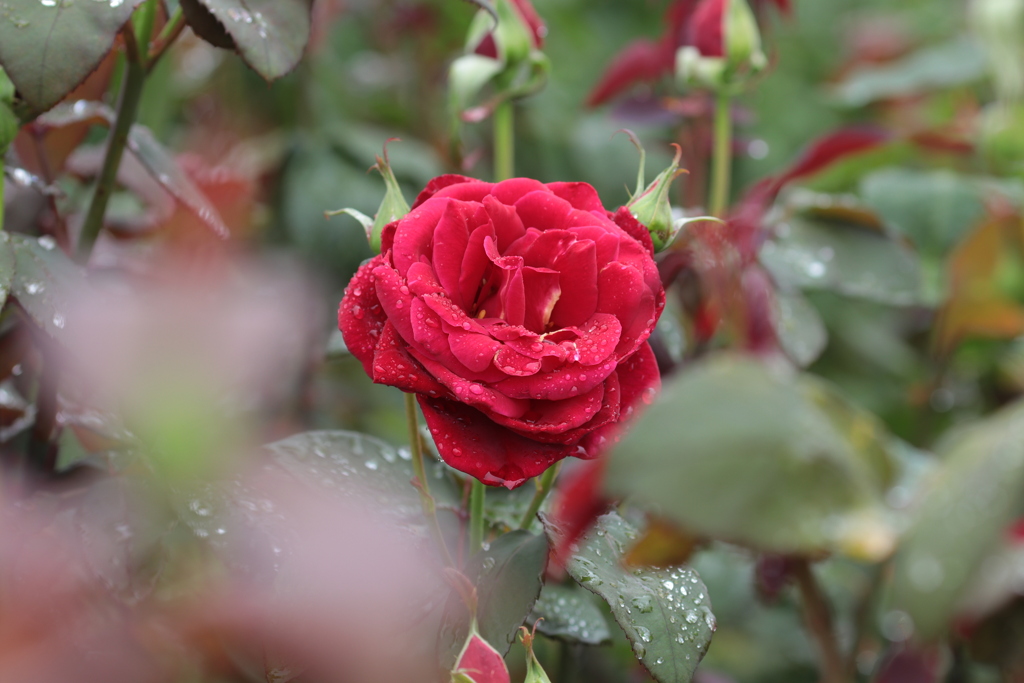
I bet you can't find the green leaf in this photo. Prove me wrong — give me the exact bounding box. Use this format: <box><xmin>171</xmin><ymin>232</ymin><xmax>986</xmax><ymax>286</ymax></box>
<box><xmin>886</xmin><ymin>399</ymin><xmax>1024</xmax><ymax>640</ymax></box>
<box><xmin>0</xmin><ymin>0</ymin><xmax>144</xmax><ymax>117</ymax></box>
<box><xmin>0</xmin><ymin>232</ymin><xmax>14</xmax><ymax>311</ymax></box>
<box><xmin>774</xmin><ymin>288</ymin><xmax>827</xmax><ymax>367</ymax></box>
<box><xmin>9</xmin><ymin>232</ymin><xmax>85</xmax><ymax>338</ymax></box>
<box><xmin>860</xmin><ymin>169</ymin><xmax>986</xmax><ymax>259</ymax></box>
<box><xmin>265</xmin><ymin>430</ymin><xmax>459</xmax><ymax>524</ymax></box>
<box><xmin>760</xmin><ymin>213</ymin><xmax>923</xmax><ymax>306</ymax></box>
<box><xmin>529</xmin><ymin>583</ymin><xmax>611</xmax><ymax>645</ymax></box>
<box><xmin>831</xmin><ymin>36</ymin><xmax>988</xmax><ymax>107</ymax></box>
<box><xmin>604</xmin><ymin>354</ymin><xmax>894</xmax><ymax>557</ymax></box>
<box><xmin>567</xmin><ymin>512</ymin><xmax>714</xmax><ymax>683</ymax></box>
<box><xmin>190</xmin><ymin>0</ymin><xmax>312</xmax><ymax>81</ymax></box>
<box><xmin>439</xmin><ymin>530</ymin><xmax>549</xmax><ymax>667</ymax></box>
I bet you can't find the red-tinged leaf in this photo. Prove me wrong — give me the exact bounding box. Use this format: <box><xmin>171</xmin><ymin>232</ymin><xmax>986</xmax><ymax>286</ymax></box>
<box><xmin>453</xmin><ymin>633</ymin><xmax>511</xmax><ymax>683</ymax></box>
<box><xmin>775</xmin><ymin>127</ymin><xmax>892</xmax><ymax>188</ymax></box>
<box><xmin>586</xmin><ymin>39</ymin><xmax>672</xmax><ymax>107</ymax></box>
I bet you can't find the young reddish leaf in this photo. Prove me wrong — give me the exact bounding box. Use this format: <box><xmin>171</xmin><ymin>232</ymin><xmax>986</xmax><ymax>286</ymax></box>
<box><xmin>586</xmin><ymin>39</ymin><xmax>672</xmax><ymax>107</ymax></box>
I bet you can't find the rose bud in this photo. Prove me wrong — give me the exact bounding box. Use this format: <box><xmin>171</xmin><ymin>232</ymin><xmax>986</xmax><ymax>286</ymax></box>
<box><xmin>339</xmin><ymin>176</ymin><xmax>665</xmax><ymax>488</ymax></box>
<box><xmin>676</xmin><ymin>0</ymin><xmax>767</xmax><ymax>92</ymax></box>
<box><xmin>449</xmin><ymin>0</ymin><xmax>550</xmax><ymax>125</ymax></box>
<box><xmin>326</xmin><ymin>140</ymin><xmax>410</xmax><ymax>253</ymax></box>
<box><xmin>452</xmin><ymin>632</ymin><xmax>511</xmax><ymax>683</ymax></box>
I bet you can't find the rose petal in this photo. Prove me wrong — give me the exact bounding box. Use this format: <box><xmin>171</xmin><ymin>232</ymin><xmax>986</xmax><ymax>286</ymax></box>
<box><xmin>412</xmin><ymin>174</ymin><xmax>479</xmax><ymax>208</ymax></box>
<box><xmin>546</xmin><ymin>182</ymin><xmax>607</xmax><ymax>213</ymax></box>
<box><xmin>488</xmin><ymin>381</ymin><xmax>609</xmax><ymax>439</ymax></box>
<box><xmin>495</xmin><ymin>359</ymin><xmax>611</xmax><ymax>401</ymax></box>
<box><xmin>411</xmin><ymin>350</ymin><xmax>527</xmax><ymax>418</ymax></box>
<box><xmin>338</xmin><ymin>256</ymin><xmax>387</xmax><ymax>376</ymax></box>
<box><xmin>482</xmin><ymin>195</ymin><xmax>527</xmax><ymax>251</ymax></box>
<box><xmin>371</xmin><ymin>322</ymin><xmax>447</xmax><ymax>397</ymax></box>
<box><xmin>460</xmin><ymin>223</ymin><xmax>499</xmax><ymax>310</ymax></box>
<box><xmin>611</xmin><ymin>206</ymin><xmax>656</xmax><ymax>256</ymax></box>
<box><xmin>576</xmin><ymin>342</ymin><xmax>660</xmax><ymax>456</ymax></box>
<box><xmin>491</xmin><ymin>178</ymin><xmax>548</xmax><ymax>205</ymax></box>
<box><xmin>521</xmin><ymin>266</ymin><xmax>561</xmax><ymax>332</ymax></box>
<box><xmin>449</xmin><ymin>329</ymin><xmax>503</xmax><ymax>373</ymax></box>
<box><xmin>453</xmin><ymin>633</ymin><xmax>511</xmax><ymax>683</ymax></box>
<box><xmin>514</xmin><ymin>190</ymin><xmax>575</xmax><ymax>232</ymax></box>
<box><xmin>418</xmin><ymin>397</ymin><xmax>575</xmax><ymax>489</ymax></box>
<box><xmin>391</xmin><ymin>198</ymin><xmax>450</xmax><ymax>276</ymax></box>
<box><xmin>493</xmin><ymin>345</ymin><xmax>543</xmax><ymax>377</ymax></box>
<box><xmin>596</xmin><ymin>262</ymin><xmax>657</xmax><ymax>357</ymax></box>
<box><xmin>550</xmin><ymin>239</ymin><xmax>598</xmax><ymax>328</ymax></box>
<box><xmin>431</xmin><ymin>202</ymin><xmax>473</xmax><ymax>307</ymax></box>
<box><xmin>573</xmin><ymin>313</ymin><xmax>622</xmax><ymax>365</ymax></box>
<box><xmin>373</xmin><ymin>263</ymin><xmax>417</xmax><ymax>341</ymax></box>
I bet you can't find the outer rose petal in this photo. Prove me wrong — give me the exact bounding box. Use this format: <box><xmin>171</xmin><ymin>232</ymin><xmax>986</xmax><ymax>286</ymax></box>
<box><xmin>338</xmin><ymin>256</ymin><xmax>387</xmax><ymax>376</ymax></box>
<box><xmin>411</xmin><ymin>174</ymin><xmax>478</xmax><ymax>208</ymax></box>
<box><xmin>611</xmin><ymin>206</ymin><xmax>656</xmax><ymax>257</ymax></box>
<box><xmin>454</xmin><ymin>633</ymin><xmax>511</xmax><ymax>683</ymax></box>
<box><xmin>418</xmin><ymin>397</ymin><xmax>578</xmax><ymax>489</ymax></box>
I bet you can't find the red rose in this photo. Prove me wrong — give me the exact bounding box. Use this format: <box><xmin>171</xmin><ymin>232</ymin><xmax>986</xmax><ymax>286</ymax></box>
<box><xmin>688</xmin><ymin>0</ymin><xmax>726</xmax><ymax>57</ymax></box>
<box><xmin>338</xmin><ymin>176</ymin><xmax>664</xmax><ymax>488</ymax></box>
<box><xmin>474</xmin><ymin>0</ymin><xmax>546</xmax><ymax>60</ymax></box>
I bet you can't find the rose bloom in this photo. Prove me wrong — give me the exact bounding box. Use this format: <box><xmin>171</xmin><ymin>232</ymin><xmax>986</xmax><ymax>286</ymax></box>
<box><xmin>339</xmin><ymin>176</ymin><xmax>664</xmax><ymax>488</ymax></box>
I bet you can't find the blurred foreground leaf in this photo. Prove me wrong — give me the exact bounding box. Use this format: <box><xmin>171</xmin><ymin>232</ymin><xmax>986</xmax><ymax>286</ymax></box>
<box><xmin>887</xmin><ymin>399</ymin><xmax>1024</xmax><ymax>640</ymax></box>
<box><xmin>605</xmin><ymin>354</ymin><xmax>894</xmax><ymax>557</ymax></box>
<box><xmin>8</xmin><ymin>232</ymin><xmax>85</xmax><ymax>338</ymax></box>
<box><xmin>0</xmin><ymin>0</ymin><xmax>144</xmax><ymax>117</ymax></box>
<box><xmin>567</xmin><ymin>512</ymin><xmax>714</xmax><ymax>683</ymax></box>
<box><xmin>439</xmin><ymin>530</ymin><xmax>549</xmax><ymax>666</ymax></box>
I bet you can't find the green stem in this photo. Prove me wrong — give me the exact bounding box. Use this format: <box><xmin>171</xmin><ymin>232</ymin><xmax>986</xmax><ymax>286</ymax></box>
<box><xmin>0</xmin><ymin>169</ymin><xmax>4</xmax><ymax>232</ymax></box>
<box><xmin>518</xmin><ymin>462</ymin><xmax>559</xmax><ymax>530</ymax></box>
<box><xmin>405</xmin><ymin>393</ymin><xmax>454</xmax><ymax>566</ymax></box>
<box><xmin>469</xmin><ymin>479</ymin><xmax>486</xmax><ymax>555</ymax></box>
<box><xmin>133</xmin><ymin>0</ymin><xmax>159</xmax><ymax>67</ymax></box>
<box><xmin>76</xmin><ymin>53</ymin><xmax>147</xmax><ymax>261</ymax></box>
<box><xmin>493</xmin><ymin>100</ymin><xmax>515</xmax><ymax>182</ymax></box>
<box><xmin>148</xmin><ymin>8</ymin><xmax>186</xmax><ymax>70</ymax></box>
<box><xmin>709</xmin><ymin>91</ymin><xmax>733</xmax><ymax>218</ymax></box>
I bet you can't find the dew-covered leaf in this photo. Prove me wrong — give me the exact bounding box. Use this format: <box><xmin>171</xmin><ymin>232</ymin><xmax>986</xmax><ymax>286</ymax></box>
<box><xmin>189</xmin><ymin>0</ymin><xmax>312</xmax><ymax>81</ymax></box>
<box><xmin>439</xmin><ymin>530</ymin><xmax>549</xmax><ymax>667</ymax></box>
<box><xmin>831</xmin><ymin>36</ymin><xmax>987</xmax><ymax>107</ymax></box>
<box><xmin>567</xmin><ymin>512</ymin><xmax>714</xmax><ymax>683</ymax></box>
<box><xmin>760</xmin><ymin>214</ymin><xmax>923</xmax><ymax>306</ymax></box>
<box><xmin>886</xmin><ymin>399</ymin><xmax>1024</xmax><ymax>640</ymax></box>
<box><xmin>604</xmin><ymin>354</ymin><xmax>894</xmax><ymax>557</ymax></box>
<box><xmin>529</xmin><ymin>583</ymin><xmax>611</xmax><ymax>645</ymax></box>
<box><xmin>126</xmin><ymin>124</ymin><xmax>229</xmax><ymax>240</ymax></box>
<box><xmin>774</xmin><ymin>288</ymin><xmax>827</xmax><ymax>367</ymax></box>
<box><xmin>8</xmin><ymin>232</ymin><xmax>85</xmax><ymax>338</ymax></box>
<box><xmin>0</xmin><ymin>0</ymin><xmax>144</xmax><ymax>117</ymax></box>
<box><xmin>265</xmin><ymin>430</ymin><xmax>458</xmax><ymax>524</ymax></box>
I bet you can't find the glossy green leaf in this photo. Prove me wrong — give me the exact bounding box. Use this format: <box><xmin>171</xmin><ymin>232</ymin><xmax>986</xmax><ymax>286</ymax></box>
<box><xmin>860</xmin><ymin>169</ymin><xmax>986</xmax><ymax>259</ymax></box>
<box><xmin>886</xmin><ymin>399</ymin><xmax>1024</xmax><ymax>640</ymax></box>
<box><xmin>9</xmin><ymin>232</ymin><xmax>85</xmax><ymax>338</ymax></box>
<box><xmin>832</xmin><ymin>36</ymin><xmax>988</xmax><ymax>107</ymax></box>
<box><xmin>567</xmin><ymin>512</ymin><xmax>714</xmax><ymax>683</ymax></box>
<box><xmin>604</xmin><ymin>354</ymin><xmax>894</xmax><ymax>557</ymax></box>
<box><xmin>190</xmin><ymin>0</ymin><xmax>312</xmax><ymax>80</ymax></box>
<box><xmin>265</xmin><ymin>430</ymin><xmax>459</xmax><ymax>524</ymax></box>
<box><xmin>760</xmin><ymin>214</ymin><xmax>923</xmax><ymax>306</ymax></box>
<box><xmin>439</xmin><ymin>530</ymin><xmax>549</xmax><ymax>667</ymax></box>
<box><xmin>0</xmin><ymin>0</ymin><xmax>144</xmax><ymax>117</ymax></box>
<box><xmin>529</xmin><ymin>583</ymin><xmax>611</xmax><ymax>645</ymax></box>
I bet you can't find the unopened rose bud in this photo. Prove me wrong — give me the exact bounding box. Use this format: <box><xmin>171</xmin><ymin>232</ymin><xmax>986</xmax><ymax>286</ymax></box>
<box><xmin>676</xmin><ymin>0</ymin><xmax>766</xmax><ymax>92</ymax></box>
<box><xmin>519</xmin><ymin>626</ymin><xmax>553</xmax><ymax>683</ymax></box>
<box><xmin>452</xmin><ymin>631</ymin><xmax>511</xmax><ymax>683</ymax></box>
<box><xmin>627</xmin><ymin>142</ymin><xmax>685</xmax><ymax>251</ymax></box>
<box><xmin>326</xmin><ymin>140</ymin><xmax>409</xmax><ymax>253</ymax></box>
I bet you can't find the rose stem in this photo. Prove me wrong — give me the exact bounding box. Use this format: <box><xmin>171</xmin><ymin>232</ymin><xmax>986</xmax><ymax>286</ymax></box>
<box><xmin>493</xmin><ymin>100</ymin><xmax>515</xmax><ymax>182</ymax></box>
<box><xmin>793</xmin><ymin>558</ymin><xmax>847</xmax><ymax>683</ymax></box>
<box><xmin>517</xmin><ymin>462</ymin><xmax>560</xmax><ymax>530</ymax></box>
<box><xmin>708</xmin><ymin>91</ymin><xmax>733</xmax><ymax>218</ymax></box>
<box><xmin>405</xmin><ymin>393</ymin><xmax>455</xmax><ymax>566</ymax></box>
<box><xmin>469</xmin><ymin>479</ymin><xmax>486</xmax><ymax>555</ymax></box>
<box><xmin>77</xmin><ymin>0</ymin><xmax>159</xmax><ymax>262</ymax></box>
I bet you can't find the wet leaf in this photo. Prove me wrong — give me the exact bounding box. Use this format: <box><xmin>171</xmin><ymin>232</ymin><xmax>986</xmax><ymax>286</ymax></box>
<box><xmin>529</xmin><ymin>583</ymin><xmax>611</xmax><ymax>645</ymax></box>
<box><xmin>886</xmin><ymin>399</ymin><xmax>1024</xmax><ymax>640</ymax></box>
<box><xmin>831</xmin><ymin>36</ymin><xmax>987</xmax><ymax>107</ymax></box>
<box><xmin>440</xmin><ymin>531</ymin><xmax>549</xmax><ymax>667</ymax></box>
<box><xmin>189</xmin><ymin>0</ymin><xmax>312</xmax><ymax>80</ymax></box>
<box><xmin>8</xmin><ymin>232</ymin><xmax>85</xmax><ymax>338</ymax></box>
<box><xmin>265</xmin><ymin>430</ymin><xmax>458</xmax><ymax>524</ymax></box>
<box><xmin>566</xmin><ymin>512</ymin><xmax>714</xmax><ymax>683</ymax></box>
<box><xmin>0</xmin><ymin>0</ymin><xmax>144</xmax><ymax>117</ymax></box>
<box><xmin>760</xmin><ymin>213</ymin><xmax>923</xmax><ymax>306</ymax></box>
<box><xmin>604</xmin><ymin>354</ymin><xmax>894</xmax><ymax>557</ymax></box>
<box><xmin>774</xmin><ymin>288</ymin><xmax>827</xmax><ymax>367</ymax></box>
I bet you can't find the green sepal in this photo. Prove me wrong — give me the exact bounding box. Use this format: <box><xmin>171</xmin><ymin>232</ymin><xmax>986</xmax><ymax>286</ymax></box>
<box><xmin>626</xmin><ymin>141</ymin><xmax>685</xmax><ymax>251</ymax></box>
<box><xmin>325</xmin><ymin>140</ymin><xmax>410</xmax><ymax>253</ymax></box>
